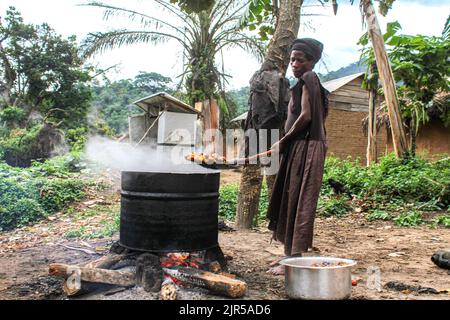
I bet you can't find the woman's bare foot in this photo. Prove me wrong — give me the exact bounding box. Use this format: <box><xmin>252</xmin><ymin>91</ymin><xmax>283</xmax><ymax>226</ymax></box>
<box><xmin>266</xmin><ymin>265</ymin><xmax>285</xmax><ymax>275</ymax></box>
<box><xmin>269</xmin><ymin>256</ymin><xmax>286</xmax><ymax>267</ymax></box>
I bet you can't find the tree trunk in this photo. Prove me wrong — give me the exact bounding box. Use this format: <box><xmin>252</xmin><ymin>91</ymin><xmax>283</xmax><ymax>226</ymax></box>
<box><xmin>236</xmin><ymin>165</ymin><xmax>264</xmax><ymax>229</ymax></box>
<box><xmin>235</xmin><ymin>0</ymin><xmax>303</xmax><ymax>230</ymax></box>
<box><xmin>366</xmin><ymin>65</ymin><xmax>378</xmax><ymax>166</ymax></box>
<box><xmin>362</xmin><ymin>0</ymin><xmax>408</xmax><ymax>158</ymax></box>
<box><xmin>264</xmin><ymin>0</ymin><xmax>304</xmax><ymax>72</ymax></box>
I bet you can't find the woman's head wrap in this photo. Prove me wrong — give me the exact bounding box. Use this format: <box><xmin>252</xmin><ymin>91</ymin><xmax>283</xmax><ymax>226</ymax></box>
<box><xmin>291</xmin><ymin>38</ymin><xmax>324</xmax><ymax>63</ymax></box>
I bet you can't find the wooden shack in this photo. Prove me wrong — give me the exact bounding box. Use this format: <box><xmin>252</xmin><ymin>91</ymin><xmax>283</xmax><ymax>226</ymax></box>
<box><xmin>323</xmin><ymin>73</ymin><xmax>387</xmax><ymax>162</ymax></box>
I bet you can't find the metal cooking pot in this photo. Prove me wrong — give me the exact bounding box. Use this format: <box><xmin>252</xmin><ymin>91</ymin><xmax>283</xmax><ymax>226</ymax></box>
<box><xmin>280</xmin><ymin>257</ymin><xmax>357</xmax><ymax>300</ymax></box>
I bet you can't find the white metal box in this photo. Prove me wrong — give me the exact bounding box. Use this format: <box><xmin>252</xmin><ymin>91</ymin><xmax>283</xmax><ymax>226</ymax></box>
<box><xmin>157</xmin><ymin>111</ymin><xmax>197</xmax><ymax>146</ymax></box>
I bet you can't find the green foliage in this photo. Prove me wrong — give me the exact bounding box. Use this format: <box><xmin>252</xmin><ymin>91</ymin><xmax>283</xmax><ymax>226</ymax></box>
<box><xmin>359</xmin><ymin>20</ymin><xmax>450</xmax><ymax>135</ymax></box>
<box><xmin>227</xmin><ymin>86</ymin><xmax>251</xmax><ymax>116</ymax></box>
<box><xmin>239</xmin><ymin>0</ymin><xmax>275</xmax><ymax>41</ymax></box>
<box><xmin>0</xmin><ymin>124</ymin><xmax>43</xmax><ymax>166</ymax></box>
<box><xmin>393</xmin><ymin>210</ymin><xmax>423</xmax><ymax>227</ymax></box>
<box><xmin>0</xmin><ymin>106</ymin><xmax>26</xmax><ymax>127</ymax></box>
<box><xmin>317</xmin><ymin>196</ymin><xmax>351</xmax><ymax>217</ymax></box>
<box><xmin>91</xmin><ymin>72</ymin><xmax>172</xmax><ymax>134</ymax></box>
<box><xmin>0</xmin><ymin>7</ymin><xmax>92</xmax><ymax>130</ymax></box>
<box><xmin>218</xmin><ymin>154</ymin><xmax>448</xmax><ymax>228</ymax></box>
<box><xmin>432</xmin><ymin>214</ymin><xmax>450</xmax><ymax>228</ymax></box>
<box><xmin>368</xmin><ymin>210</ymin><xmax>391</xmax><ymax>221</ymax></box>
<box><xmin>65</xmin><ymin>127</ymin><xmax>88</xmax><ymax>153</ymax></box>
<box><xmin>0</xmin><ymin>157</ymin><xmax>88</xmax><ymax>231</ymax></box>
<box><xmin>218</xmin><ymin>182</ymin><xmax>269</xmax><ymax>225</ymax></box>
<box><xmin>324</xmin><ymin>154</ymin><xmax>450</xmax><ymax>205</ymax></box>
<box><xmin>65</xmin><ymin>205</ymin><xmax>120</xmax><ymax>239</ymax></box>
<box><xmin>218</xmin><ymin>183</ymin><xmax>240</xmax><ymax>220</ymax></box>
<box><xmin>39</xmin><ymin>179</ymin><xmax>85</xmax><ymax>212</ymax></box>
<box><xmin>170</xmin><ymin>0</ymin><xmax>215</xmax><ymax>13</ymax></box>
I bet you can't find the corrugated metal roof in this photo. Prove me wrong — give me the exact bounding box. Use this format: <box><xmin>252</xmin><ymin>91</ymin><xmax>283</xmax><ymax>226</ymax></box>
<box><xmin>133</xmin><ymin>92</ymin><xmax>199</xmax><ymax>114</ymax></box>
<box><xmin>231</xmin><ymin>112</ymin><xmax>248</xmax><ymax>122</ymax></box>
<box><xmin>322</xmin><ymin>72</ymin><xmax>365</xmax><ymax>93</ymax></box>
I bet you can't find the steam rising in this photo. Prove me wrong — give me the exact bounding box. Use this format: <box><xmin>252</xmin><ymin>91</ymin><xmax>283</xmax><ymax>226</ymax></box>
<box><xmin>85</xmin><ymin>136</ymin><xmax>218</xmax><ymax>173</ymax></box>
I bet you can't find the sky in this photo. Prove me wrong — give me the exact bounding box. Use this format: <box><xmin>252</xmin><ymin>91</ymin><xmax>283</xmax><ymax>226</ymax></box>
<box><xmin>1</xmin><ymin>0</ymin><xmax>449</xmax><ymax>89</ymax></box>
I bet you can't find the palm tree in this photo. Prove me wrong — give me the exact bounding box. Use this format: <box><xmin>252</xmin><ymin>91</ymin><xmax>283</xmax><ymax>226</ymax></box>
<box><xmin>80</xmin><ymin>0</ymin><xmax>266</xmax><ymax>104</ymax></box>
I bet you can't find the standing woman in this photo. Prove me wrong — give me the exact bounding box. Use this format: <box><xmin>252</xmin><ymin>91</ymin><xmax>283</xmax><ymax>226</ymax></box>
<box><xmin>267</xmin><ymin>38</ymin><xmax>328</xmax><ymax>275</ymax></box>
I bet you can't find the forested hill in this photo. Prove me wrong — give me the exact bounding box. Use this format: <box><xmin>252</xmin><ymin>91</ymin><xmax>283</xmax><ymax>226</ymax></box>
<box><xmin>91</xmin><ymin>61</ymin><xmax>367</xmax><ymax>134</ymax></box>
<box><xmin>91</xmin><ymin>72</ymin><xmax>174</xmax><ymax>134</ymax></box>
<box><xmin>318</xmin><ymin>61</ymin><xmax>366</xmax><ymax>82</ymax></box>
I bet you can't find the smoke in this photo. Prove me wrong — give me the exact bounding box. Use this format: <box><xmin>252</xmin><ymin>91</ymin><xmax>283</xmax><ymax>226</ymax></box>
<box><xmin>84</xmin><ymin>136</ymin><xmax>218</xmax><ymax>173</ymax></box>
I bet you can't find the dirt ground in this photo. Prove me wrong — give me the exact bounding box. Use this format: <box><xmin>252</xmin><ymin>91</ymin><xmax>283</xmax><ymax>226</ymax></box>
<box><xmin>0</xmin><ymin>170</ymin><xmax>449</xmax><ymax>300</ymax></box>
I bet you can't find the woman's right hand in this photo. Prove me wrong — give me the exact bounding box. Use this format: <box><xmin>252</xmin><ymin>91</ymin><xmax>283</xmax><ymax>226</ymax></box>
<box><xmin>271</xmin><ymin>140</ymin><xmax>284</xmax><ymax>154</ymax></box>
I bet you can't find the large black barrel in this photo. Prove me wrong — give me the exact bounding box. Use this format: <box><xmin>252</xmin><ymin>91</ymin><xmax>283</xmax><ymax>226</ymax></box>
<box><xmin>119</xmin><ymin>171</ymin><xmax>220</xmax><ymax>252</ymax></box>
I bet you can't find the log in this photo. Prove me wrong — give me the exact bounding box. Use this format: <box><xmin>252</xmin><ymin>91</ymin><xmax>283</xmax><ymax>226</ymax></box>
<box><xmin>83</xmin><ymin>254</ymin><xmax>134</xmax><ymax>269</ymax></box>
<box><xmin>218</xmin><ymin>272</ymin><xmax>237</xmax><ymax>279</ymax></box>
<box><xmin>49</xmin><ymin>263</ymin><xmax>135</xmax><ymax>287</ymax></box>
<box><xmin>163</xmin><ymin>267</ymin><xmax>247</xmax><ymax>298</ymax></box>
<box><xmin>160</xmin><ymin>278</ymin><xmax>177</xmax><ymax>300</ymax></box>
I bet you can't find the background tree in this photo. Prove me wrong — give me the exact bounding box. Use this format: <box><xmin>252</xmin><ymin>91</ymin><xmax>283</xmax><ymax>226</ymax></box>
<box><xmin>360</xmin><ymin>19</ymin><xmax>450</xmax><ymax>156</ymax></box>
<box><xmin>0</xmin><ymin>7</ymin><xmax>93</xmax><ymax>167</ymax></box>
<box><xmin>235</xmin><ymin>0</ymin><xmax>304</xmax><ymax>229</ymax></box>
<box><xmin>81</xmin><ymin>0</ymin><xmax>265</xmax><ymax>106</ymax></box>
<box><xmin>0</xmin><ymin>7</ymin><xmax>92</xmax><ymax>130</ymax></box>
<box><xmin>91</xmin><ymin>71</ymin><xmax>174</xmax><ymax>134</ymax></box>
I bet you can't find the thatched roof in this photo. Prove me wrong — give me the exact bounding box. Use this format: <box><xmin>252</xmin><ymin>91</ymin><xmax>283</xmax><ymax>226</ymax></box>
<box><xmin>361</xmin><ymin>92</ymin><xmax>450</xmax><ymax>133</ymax></box>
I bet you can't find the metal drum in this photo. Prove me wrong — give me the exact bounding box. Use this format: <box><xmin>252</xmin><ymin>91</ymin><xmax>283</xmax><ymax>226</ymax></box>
<box><xmin>120</xmin><ymin>171</ymin><xmax>220</xmax><ymax>252</ymax></box>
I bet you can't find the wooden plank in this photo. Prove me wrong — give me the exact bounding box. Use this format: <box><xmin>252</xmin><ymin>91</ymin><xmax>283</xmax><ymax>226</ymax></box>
<box><xmin>337</xmin><ymin>87</ymin><xmax>369</xmax><ymax>97</ymax></box>
<box><xmin>331</xmin><ymin>102</ymin><xmax>368</xmax><ymax>113</ymax></box>
<box><xmin>332</xmin><ymin>89</ymin><xmax>369</xmax><ymax>100</ymax></box>
<box><xmin>331</xmin><ymin>95</ymin><xmax>369</xmax><ymax>106</ymax></box>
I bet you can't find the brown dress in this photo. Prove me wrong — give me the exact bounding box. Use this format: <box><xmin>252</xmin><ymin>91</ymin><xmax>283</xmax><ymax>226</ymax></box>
<box><xmin>267</xmin><ymin>71</ymin><xmax>327</xmax><ymax>256</ymax></box>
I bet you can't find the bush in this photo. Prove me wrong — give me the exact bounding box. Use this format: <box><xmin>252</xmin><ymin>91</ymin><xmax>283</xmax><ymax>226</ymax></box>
<box><xmin>431</xmin><ymin>214</ymin><xmax>450</xmax><ymax>228</ymax></box>
<box><xmin>317</xmin><ymin>196</ymin><xmax>351</xmax><ymax>217</ymax></box>
<box><xmin>218</xmin><ymin>182</ymin><xmax>270</xmax><ymax>225</ymax></box>
<box><xmin>218</xmin><ymin>184</ymin><xmax>239</xmax><ymax>220</ymax></box>
<box><xmin>393</xmin><ymin>210</ymin><xmax>423</xmax><ymax>227</ymax></box>
<box><xmin>323</xmin><ymin>154</ymin><xmax>450</xmax><ymax>205</ymax></box>
<box><xmin>39</xmin><ymin>178</ymin><xmax>85</xmax><ymax>212</ymax></box>
<box><xmin>368</xmin><ymin>210</ymin><xmax>391</xmax><ymax>221</ymax></box>
<box><xmin>65</xmin><ymin>127</ymin><xmax>88</xmax><ymax>153</ymax></box>
<box><xmin>0</xmin><ymin>158</ymin><xmax>88</xmax><ymax>231</ymax></box>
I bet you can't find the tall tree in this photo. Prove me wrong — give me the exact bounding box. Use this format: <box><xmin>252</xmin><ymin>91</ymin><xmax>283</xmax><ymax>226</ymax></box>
<box><xmin>235</xmin><ymin>0</ymin><xmax>304</xmax><ymax>229</ymax></box>
<box><xmin>0</xmin><ymin>7</ymin><xmax>92</xmax><ymax>129</ymax></box>
<box><xmin>81</xmin><ymin>0</ymin><xmax>265</xmax><ymax>105</ymax></box>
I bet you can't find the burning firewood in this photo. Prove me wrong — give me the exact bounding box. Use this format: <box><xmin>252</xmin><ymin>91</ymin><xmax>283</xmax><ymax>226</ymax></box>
<box><xmin>163</xmin><ymin>266</ymin><xmax>247</xmax><ymax>298</ymax></box>
<box><xmin>160</xmin><ymin>278</ymin><xmax>177</xmax><ymax>300</ymax></box>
